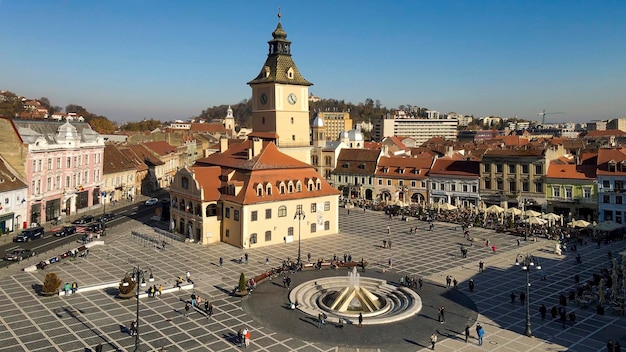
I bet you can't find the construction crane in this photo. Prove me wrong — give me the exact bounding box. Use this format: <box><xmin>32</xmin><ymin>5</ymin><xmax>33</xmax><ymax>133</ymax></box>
<box><xmin>536</xmin><ymin>109</ymin><xmax>564</xmax><ymax>125</ymax></box>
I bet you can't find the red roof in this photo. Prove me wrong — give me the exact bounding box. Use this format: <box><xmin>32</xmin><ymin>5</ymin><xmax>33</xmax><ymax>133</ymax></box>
<box><xmin>189</xmin><ymin>123</ymin><xmax>227</xmax><ymax>133</ymax></box>
<box><xmin>428</xmin><ymin>158</ymin><xmax>480</xmax><ymax>177</ymax></box>
<box><xmin>189</xmin><ymin>166</ymin><xmax>222</xmax><ymax>201</ymax></box>
<box><xmin>142</xmin><ymin>141</ymin><xmax>177</xmax><ymax>156</ymax></box>
<box><xmin>585</xmin><ymin>129</ymin><xmax>626</xmax><ymax>137</ymax></box>
<box><xmin>546</xmin><ymin>162</ymin><xmax>597</xmax><ymax>179</ymax></box>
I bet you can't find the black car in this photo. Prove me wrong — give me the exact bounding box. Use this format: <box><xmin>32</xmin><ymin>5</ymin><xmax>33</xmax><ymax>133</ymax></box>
<box><xmin>4</xmin><ymin>248</ymin><xmax>36</xmax><ymax>261</ymax></box>
<box><xmin>97</xmin><ymin>213</ymin><xmax>115</xmax><ymax>223</ymax></box>
<box><xmin>54</xmin><ymin>225</ymin><xmax>77</xmax><ymax>237</ymax></box>
<box><xmin>71</xmin><ymin>215</ymin><xmax>94</xmax><ymax>225</ymax></box>
<box><xmin>85</xmin><ymin>222</ymin><xmax>103</xmax><ymax>232</ymax></box>
<box><xmin>13</xmin><ymin>226</ymin><xmax>45</xmax><ymax>242</ymax></box>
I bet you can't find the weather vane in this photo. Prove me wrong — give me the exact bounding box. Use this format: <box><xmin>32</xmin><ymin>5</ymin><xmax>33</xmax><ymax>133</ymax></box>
<box><xmin>278</xmin><ymin>7</ymin><xmax>281</xmax><ymax>22</ymax></box>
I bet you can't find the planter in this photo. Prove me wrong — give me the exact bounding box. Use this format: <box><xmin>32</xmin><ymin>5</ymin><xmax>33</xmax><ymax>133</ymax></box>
<box><xmin>117</xmin><ymin>291</ymin><xmax>136</xmax><ymax>299</ymax></box>
<box><xmin>40</xmin><ymin>291</ymin><xmax>58</xmax><ymax>297</ymax></box>
<box><xmin>233</xmin><ymin>289</ymin><xmax>249</xmax><ymax>297</ymax></box>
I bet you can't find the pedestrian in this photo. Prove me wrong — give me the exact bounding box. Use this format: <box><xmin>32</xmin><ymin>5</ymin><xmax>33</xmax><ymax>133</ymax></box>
<box><xmin>510</xmin><ymin>292</ymin><xmax>516</xmax><ymax>304</ymax></box>
<box><xmin>446</xmin><ymin>275</ymin><xmax>451</xmax><ymax>288</ymax></box>
<box><xmin>469</xmin><ymin>279</ymin><xmax>475</xmax><ymax>293</ymax></box>
<box><xmin>551</xmin><ymin>305</ymin><xmax>558</xmax><ymax>319</ymax></box>
<box><xmin>265</xmin><ymin>256</ymin><xmax>269</xmax><ymax>265</ymax></box>
<box><xmin>245</xmin><ymin>253</ymin><xmax>249</xmax><ymax>264</ymax></box>
<box><xmin>479</xmin><ymin>261</ymin><xmax>484</xmax><ymax>272</ymax></box>
<box><xmin>184</xmin><ymin>302</ymin><xmax>191</xmax><ymax>317</ymax></box>
<box><xmin>491</xmin><ymin>245</ymin><xmax>497</xmax><ymax>253</ymax></box>
<box><xmin>560</xmin><ymin>307</ymin><xmax>567</xmax><ymax>328</ymax></box>
<box><xmin>71</xmin><ymin>281</ymin><xmax>78</xmax><ymax>294</ymax></box>
<box><xmin>520</xmin><ymin>291</ymin><xmax>526</xmax><ymax>305</ymax></box>
<box><xmin>388</xmin><ymin>258</ymin><xmax>393</xmax><ymax>268</ymax></box>
<box><xmin>237</xmin><ymin>329</ymin><xmax>243</xmax><ymax>347</ymax></box>
<box><xmin>204</xmin><ymin>300</ymin><xmax>210</xmax><ymax>318</ymax></box>
<box><xmin>307</xmin><ymin>252</ymin><xmax>311</xmax><ymax>262</ymax></box>
<box><xmin>616</xmin><ymin>341</ymin><xmax>621</xmax><ymax>352</ymax></box>
<box><xmin>539</xmin><ymin>304</ymin><xmax>547</xmax><ymax>320</ymax></box>
<box><xmin>569</xmin><ymin>311</ymin><xmax>576</xmax><ymax>325</ymax></box>
<box><xmin>158</xmin><ymin>284</ymin><xmax>163</xmax><ymax>296</ymax></box>
<box><xmin>130</xmin><ymin>320</ymin><xmax>137</xmax><ymax>336</ymax></box>
<box><xmin>219</xmin><ymin>257</ymin><xmax>223</xmax><ymax>267</ymax></box>
<box><xmin>574</xmin><ymin>274</ymin><xmax>580</xmax><ymax>286</ymax></box>
<box><xmin>383</xmin><ymin>239</ymin><xmax>387</xmax><ymax>248</ymax></box>
<box><xmin>244</xmin><ymin>328</ymin><xmax>251</xmax><ymax>348</ymax></box>
<box><xmin>607</xmin><ymin>340</ymin><xmax>614</xmax><ymax>352</ymax></box>
<box><xmin>388</xmin><ymin>239</ymin><xmax>392</xmax><ymax>249</ymax></box>
<box><xmin>477</xmin><ymin>324</ymin><xmax>484</xmax><ymax>346</ymax></box>
<box><xmin>191</xmin><ymin>293</ymin><xmax>197</xmax><ymax>307</ymax></box>
<box><xmin>418</xmin><ymin>278</ymin><xmax>423</xmax><ymax>290</ymax></box>
<box><xmin>453</xmin><ymin>277</ymin><xmax>458</xmax><ymax>290</ymax></box>
<box><xmin>430</xmin><ymin>223</ymin><xmax>434</xmax><ymax>231</ymax></box>
<box><xmin>387</xmin><ymin>226</ymin><xmax>390</xmax><ymax>234</ymax></box>
<box><xmin>430</xmin><ymin>332</ymin><xmax>437</xmax><ymax>349</ymax></box>
<box><xmin>317</xmin><ymin>312</ymin><xmax>324</xmax><ymax>328</ymax></box>
<box><xmin>358</xmin><ymin>312</ymin><xmax>363</xmax><ymax>327</ymax></box>
<box><xmin>438</xmin><ymin>306</ymin><xmax>445</xmax><ymax>324</ymax></box>
<box><xmin>465</xmin><ymin>324</ymin><xmax>470</xmax><ymax>343</ymax></box>
<box><xmin>540</xmin><ymin>269</ymin><xmax>547</xmax><ymax>281</ymax></box>
<box><xmin>149</xmin><ymin>285</ymin><xmax>155</xmax><ymax>298</ymax></box>
<box><xmin>186</xmin><ymin>270</ymin><xmax>191</xmax><ymax>283</ymax></box>
<box><xmin>64</xmin><ymin>283</ymin><xmax>71</xmax><ymax>296</ymax></box>
<box><xmin>208</xmin><ymin>303</ymin><xmax>214</xmax><ymax>318</ymax></box>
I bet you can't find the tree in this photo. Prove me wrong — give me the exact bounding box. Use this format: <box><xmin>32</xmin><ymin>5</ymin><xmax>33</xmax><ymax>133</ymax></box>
<box><xmin>89</xmin><ymin>117</ymin><xmax>117</xmax><ymax>134</ymax></box>
<box><xmin>238</xmin><ymin>272</ymin><xmax>247</xmax><ymax>293</ymax></box>
<box><xmin>42</xmin><ymin>272</ymin><xmax>63</xmax><ymax>295</ymax></box>
<box><xmin>65</xmin><ymin>104</ymin><xmax>85</xmax><ymax>114</ymax></box>
<box><xmin>39</xmin><ymin>97</ymin><xmax>51</xmax><ymax>109</ymax></box>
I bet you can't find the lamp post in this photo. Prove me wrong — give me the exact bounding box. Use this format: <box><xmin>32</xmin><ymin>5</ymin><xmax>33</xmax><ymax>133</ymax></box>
<box><xmin>294</xmin><ymin>205</ymin><xmax>306</xmax><ymax>265</ymax></box>
<box><xmin>515</xmin><ymin>254</ymin><xmax>541</xmax><ymax>337</ymax></box>
<box><xmin>123</xmin><ymin>267</ymin><xmax>154</xmax><ymax>352</ymax></box>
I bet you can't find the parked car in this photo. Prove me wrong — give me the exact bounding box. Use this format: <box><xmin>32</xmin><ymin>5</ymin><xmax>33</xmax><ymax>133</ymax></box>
<box><xmin>4</xmin><ymin>248</ymin><xmax>36</xmax><ymax>261</ymax></box>
<box><xmin>13</xmin><ymin>226</ymin><xmax>45</xmax><ymax>242</ymax></box>
<box><xmin>97</xmin><ymin>213</ymin><xmax>116</xmax><ymax>223</ymax></box>
<box><xmin>54</xmin><ymin>225</ymin><xmax>77</xmax><ymax>237</ymax></box>
<box><xmin>145</xmin><ymin>198</ymin><xmax>159</xmax><ymax>206</ymax></box>
<box><xmin>71</xmin><ymin>215</ymin><xmax>94</xmax><ymax>225</ymax></box>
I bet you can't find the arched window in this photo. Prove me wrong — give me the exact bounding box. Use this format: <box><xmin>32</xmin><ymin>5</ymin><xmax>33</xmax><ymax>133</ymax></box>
<box><xmin>278</xmin><ymin>205</ymin><xmax>287</xmax><ymax>217</ymax></box>
<box><xmin>280</xmin><ymin>184</ymin><xmax>286</xmax><ymax>194</ymax></box>
<box><xmin>181</xmin><ymin>176</ymin><xmax>189</xmax><ymax>189</ymax></box>
<box><xmin>180</xmin><ymin>199</ymin><xmax>186</xmax><ymax>211</ymax></box>
<box><xmin>205</xmin><ymin>204</ymin><xmax>217</xmax><ymax>217</ymax></box>
<box><xmin>266</xmin><ymin>184</ymin><xmax>272</xmax><ymax>195</ymax></box>
<box><xmin>296</xmin><ymin>181</ymin><xmax>302</xmax><ymax>192</ymax></box>
<box><xmin>316</xmin><ymin>181</ymin><xmax>322</xmax><ymax>191</ymax></box>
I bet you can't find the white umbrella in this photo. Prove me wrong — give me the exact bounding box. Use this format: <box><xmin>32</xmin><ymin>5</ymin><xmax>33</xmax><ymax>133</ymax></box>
<box><xmin>525</xmin><ymin>216</ymin><xmax>548</xmax><ymax>225</ymax></box>
<box><xmin>569</xmin><ymin>219</ymin><xmax>591</xmax><ymax>228</ymax></box>
<box><xmin>524</xmin><ymin>209</ymin><xmax>541</xmax><ymax>217</ymax></box>
<box><xmin>542</xmin><ymin>213</ymin><xmax>561</xmax><ymax>221</ymax></box>
<box><xmin>505</xmin><ymin>207</ymin><xmax>523</xmax><ymax>216</ymax></box>
<box><xmin>596</xmin><ymin>220</ymin><xmax>624</xmax><ymax>232</ymax></box>
<box><xmin>485</xmin><ymin>205</ymin><xmax>505</xmax><ymax>214</ymax></box>
<box><xmin>439</xmin><ymin>203</ymin><xmax>457</xmax><ymax>211</ymax></box>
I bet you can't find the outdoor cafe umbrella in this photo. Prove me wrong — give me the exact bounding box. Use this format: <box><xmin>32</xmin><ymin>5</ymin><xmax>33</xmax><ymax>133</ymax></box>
<box><xmin>542</xmin><ymin>213</ymin><xmax>561</xmax><ymax>222</ymax></box>
<box><xmin>485</xmin><ymin>204</ymin><xmax>505</xmax><ymax>214</ymax></box>
<box><xmin>596</xmin><ymin>220</ymin><xmax>624</xmax><ymax>232</ymax></box>
<box><xmin>525</xmin><ymin>216</ymin><xmax>548</xmax><ymax>225</ymax></box>
<box><xmin>569</xmin><ymin>219</ymin><xmax>591</xmax><ymax>228</ymax></box>
<box><xmin>505</xmin><ymin>207</ymin><xmax>523</xmax><ymax>216</ymax></box>
<box><xmin>523</xmin><ymin>209</ymin><xmax>541</xmax><ymax>217</ymax></box>
<box><xmin>439</xmin><ymin>203</ymin><xmax>457</xmax><ymax>211</ymax></box>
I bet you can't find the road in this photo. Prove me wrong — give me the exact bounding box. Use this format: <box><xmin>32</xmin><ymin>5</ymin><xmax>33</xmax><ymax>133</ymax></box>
<box><xmin>0</xmin><ymin>201</ymin><xmax>162</xmax><ymax>266</ymax></box>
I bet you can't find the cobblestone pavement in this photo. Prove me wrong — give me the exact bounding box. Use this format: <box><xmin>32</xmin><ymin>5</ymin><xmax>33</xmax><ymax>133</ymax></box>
<box><xmin>0</xmin><ymin>207</ymin><xmax>624</xmax><ymax>351</ymax></box>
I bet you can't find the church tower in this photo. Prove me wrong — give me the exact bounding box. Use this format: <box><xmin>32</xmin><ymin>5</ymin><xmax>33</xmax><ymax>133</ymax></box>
<box><xmin>247</xmin><ymin>12</ymin><xmax>313</xmax><ymax>162</ymax></box>
<box><xmin>223</xmin><ymin>105</ymin><xmax>235</xmax><ymax>135</ymax></box>
<box><xmin>311</xmin><ymin>114</ymin><xmax>326</xmax><ymax>148</ymax></box>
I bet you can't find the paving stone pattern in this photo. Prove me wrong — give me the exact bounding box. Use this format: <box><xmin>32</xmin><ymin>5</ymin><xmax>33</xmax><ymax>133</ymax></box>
<box><xmin>0</xmin><ymin>208</ymin><xmax>624</xmax><ymax>351</ymax></box>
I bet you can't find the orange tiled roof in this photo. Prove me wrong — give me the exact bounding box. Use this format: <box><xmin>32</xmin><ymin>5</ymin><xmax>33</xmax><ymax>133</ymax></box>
<box><xmin>189</xmin><ymin>166</ymin><xmax>222</xmax><ymax>201</ymax></box>
<box><xmin>103</xmin><ymin>144</ymin><xmax>137</xmax><ymax>175</ymax></box>
<box><xmin>376</xmin><ymin>156</ymin><xmax>434</xmax><ymax>179</ymax></box>
<box><xmin>127</xmin><ymin>144</ymin><xmax>165</xmax><ymax>166</ymax></box>
<box><xmin>142</xmin><ymin>141</ymin><xmax>177</xmax><ymax>156</ymax></box>
<box><xmin>334</xmin><ymin>149</ymin><xmax>381</xmax><ymax>175</ymax></box>
<box><xmin>363</xmin><ymin>142</ymin><xmax>382</xmax><ymax>149</ymax></box>
<box><xmin>585</xmin><ymin>129</ymin><xmax>626</xmax><ymax>137</ymax></box>
<box><xmin>483</xmin><ymin>149</ymin><xmax>544</xmax><ymax>157</ymax></box>
<box><xmin>546</xmin><ymin>162</ymin><xmax>597</xmax><ymax>179</ymax></box>
<box><xmin>189</xmin><ymin>123</ymin><xmax>227</xmax><ymax>134</ymax></box>
<box><xmin>428</xmin><ymin>158</ymin><xmax>479</xmax><ymax>177</ymax></box>
<box><xmin>118</xmin><ymin>148</ymin><xmax>149</xmax><ymax>172</ymax></box>
<box><xmin>597</xmin><ymin>148</ymin><xmax>626</xmax><ymax>175</ymax></box>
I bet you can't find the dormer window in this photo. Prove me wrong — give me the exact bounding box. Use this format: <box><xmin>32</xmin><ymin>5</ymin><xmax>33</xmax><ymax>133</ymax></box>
<box><xmin>288</xmin><ymin>183</ymin><xmax>294</xmax><ymax>193</ymax></box>
<box><xmin>263</xmin><ymin>66</ymin><xmax>270</xmax><ymax>78</ymax></box>
<box><xmin>609</xmin><ymin>160</ymin><xmax>617</xmax><ymax>172</ymax></box>
<box><xmin>256</xmin><ymin>184</ymin><xmax>263</xmax><ymax>197</ymax></box>
<box><xmin>342</xmin><ymin>163</ymin><xmax>349</xmax><ymax>168</ymax></box>
<box><xmin>398</xmin><ymin>168</ymin><xmax>404</xmax><ymax>174</ymax></box>
<box><xmin>287</xmin><ymin>67</ymin><xmax>294</xmax><ymax>79</ymax></box>
<box><xmin>296</xmin><ymin>181</ymin><xmax>302</xmax><ymax>192</ymax></box>
<box><xmin>266</xmin><ymin>184</ymin><xmax>272</xmax><ymax>196</ymax></box>
<box><xmin>279</xmin><ymin>182</ymin><xmax>286</xmax><ymax>194</ymax></box>
<box><xmin>358</xmin><ymin>164</ymin><xmax>365</xmax><ymax>169</ymax></box>
<box><xmin>316</xmin><ymin>181</ymin><xmax>322</xmax><ymax>191</ymax></box>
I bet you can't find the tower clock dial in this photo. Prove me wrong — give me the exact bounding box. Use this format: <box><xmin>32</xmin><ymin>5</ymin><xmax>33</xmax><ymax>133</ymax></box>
<box><xmin>287</xmin><ymin>93</ymin><xmax>297</xmax><ymax>105</ymax></box>
<box><xmin>260</xmin><ymin>93</ymin><xmax>268</xmax><ymax>105</ymax></box>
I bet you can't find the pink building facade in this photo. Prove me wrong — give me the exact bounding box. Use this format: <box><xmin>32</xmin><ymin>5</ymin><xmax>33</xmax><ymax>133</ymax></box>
<box><xmin>14</xmin><ymin>120</ymin><xmax>105</xmax><ymax>226</ymax></box>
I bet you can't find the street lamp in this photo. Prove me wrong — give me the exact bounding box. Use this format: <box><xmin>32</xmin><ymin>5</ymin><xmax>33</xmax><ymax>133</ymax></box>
<box><xmin>294</xmin><ymin>205</ymin><xmax>306</xmax><ymax>265</ymax></box>
<box><xmin>515</xmin><ymin>254</ymin><xmax>541</xmax><ymax>337</ymax></box>
<box><xmin>123</xmin><ymin>267</ymin><xmax>154</xmax><ymax>352</ymax></box>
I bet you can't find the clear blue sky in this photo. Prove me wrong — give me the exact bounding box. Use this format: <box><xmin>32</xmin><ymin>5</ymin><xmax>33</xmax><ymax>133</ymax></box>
<box><xmin>1</xmin><ymin>0</ymin><xmax>624</xmax><ymax>123</ymax></box>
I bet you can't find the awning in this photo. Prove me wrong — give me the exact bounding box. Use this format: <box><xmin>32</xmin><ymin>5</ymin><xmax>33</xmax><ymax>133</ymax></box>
<box><xmin>0</xmin><ymin>212</ymin><xmax>15</xmax><ymax>222</ymax></box>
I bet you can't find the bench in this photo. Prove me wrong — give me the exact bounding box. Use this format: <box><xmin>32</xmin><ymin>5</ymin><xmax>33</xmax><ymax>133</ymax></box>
<box><xmin>59</xmin><ymin>281</ymin><xmax>118</xmax><ymax>296</ymax></box>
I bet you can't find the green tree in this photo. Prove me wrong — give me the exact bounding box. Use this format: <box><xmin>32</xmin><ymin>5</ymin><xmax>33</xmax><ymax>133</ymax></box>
<box><xmin>238</xmin><ymin>272</ymin><xmax>246</xmax><ymax>292</ymax></box>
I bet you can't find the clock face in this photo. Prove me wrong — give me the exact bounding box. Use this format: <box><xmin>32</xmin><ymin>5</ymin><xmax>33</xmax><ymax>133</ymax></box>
<box><xmin>287</xmin><ymin>93</ymin><xmax>297</xmax><ymax>105</ymax></box>
<box><xmin>260</xmin><ymin>93</ymin><xmax>268</xmax><ymax>105</ymax></box>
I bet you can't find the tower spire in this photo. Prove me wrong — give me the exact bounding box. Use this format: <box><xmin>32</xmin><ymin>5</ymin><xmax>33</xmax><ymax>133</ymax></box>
<box><xmin>278</xmin><ymin>7</ymin><xmax>281</xmax><ymax>23</ymax></box>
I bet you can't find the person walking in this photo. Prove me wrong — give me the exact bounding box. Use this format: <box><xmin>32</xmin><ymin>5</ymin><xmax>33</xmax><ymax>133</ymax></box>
<box><xmin>265</xmin><ymin>256</ymin><xmax>269</xmax><ymax>265</ymax></box>
<box><xmin>438</xmin><ymin>306</ymin><xmax>445</xmax><ymax>324</ymax></box>
<box><xmin>71</xmin><ymin>282</ymin><xmax>78</xmax><ymax>294</ymax></box>
<box><xmin>551</xmin><ymin>305</ymin><xmax>558</xmax><ymax>319</ymax></box>
<box><xmin>520</xmin><ymin>291</ymin><xmax>526</xmax><ymax>305</ymax></box>
<box><xmin>388</xmin><ymin>239</ymin><xmax>392</xmax><ymax>249</ymax></box>
<box><xmin>64</xmin><ymin>283</ymin><xmax>71</xmax><ymax>296</ymax></box>
<box><xmin>317</xmin><ymin>312</ymin><xmax>324</xmax><ymax>329</ymax></box>
<box><xmin>510</xmin><ymin>292</ymin><xmax>516</xmax><ymax>304</ymax></box>
<box><xmin>158</xmin><ymin>284</ymin><xmax>163</xmax><ymax>296</ymax></box>
<box><xmin>477</xmin><ymin>324</ymin><xmax>485</xmax><ymax>346</ymax></box>
<box><xmin>607</xmin><ymin>340</ymin><xmax>614</xmax><ymax>352</ymax></box>
<box><xmin>539</xmin><ymin>304</ymin><xmax>547</xmax><ymax>320</ymax></box>
<box><xmin>358</xmin><ymin>313</ymin><xmax>363</xmax><ymax>327</ymax></box>
<box><xmin>387</xmin><ymin>226</ymin><xmax>390</xmax><ymax>234</ymax></box>
<box><xmin>418</xmin><ymin>278</ymin><xmax>423</xmax><ymax>290</ymax></box>
<box><xmin>184</xmin><ymin>302</ymin><xmax>191</xmax><ymax>317</ymax></box>
<box><xmin>245</xmin><ymin>253</ymin><xmax>249</xmax><ymax>264</ymax></box>
<box><xmin>465</xmin><ymin>324</ymin><xmax>470</xmax><ymax>343</ymax></box>
<box><xmin>479</xmin><ymin>261</ymin><xmax>484</xmax><ymax>273</ymax></box>
<box><xmin>244</xmin><ymin>328</ymin><xmax>251</xmax><ymax>348</ymax></box>
<box><xmin>430</xmin><ymin>332</ymin><xmax>438</xmax><ymax>350</ymax></box>
<box><xmin>453</xmin><ymin>277</ymin><xmax>458</xmax><ymax>290</ymax></box>
<box><xmin>204</xmin><ymin>300</ymin><xmax>210</xmax><ymax>319</ymax></box>
<box><xmin>237</xmin><ymin>328</ymin><xmax>244</xmax><ymax>348</ymax></box>
<box><xmin>469</xmin><ymin>279</ymin><xmax>475</xmax><ymax>293</ymax></box>
<box><xmin>219</xmin><ymin>257</ymin><xmax>223</xmax><ymax>267</ymax></box>
<box><xmin>446</xmin><ymin>275</ymin><xmax>452</xmax><ymax>288</ymax></box>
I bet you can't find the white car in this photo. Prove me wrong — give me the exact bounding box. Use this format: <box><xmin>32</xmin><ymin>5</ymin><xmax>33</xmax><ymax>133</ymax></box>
<box><xmin>145</xmin><ymin>198</ymin><xmax>159</xmax><ymax>206</ymax></box>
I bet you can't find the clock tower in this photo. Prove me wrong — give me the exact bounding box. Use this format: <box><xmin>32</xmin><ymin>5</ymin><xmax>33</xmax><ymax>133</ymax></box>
<box><xmin>248</xmin><ymin>13</ymin><xmax>313</xmax><ymax>162</ymax></box>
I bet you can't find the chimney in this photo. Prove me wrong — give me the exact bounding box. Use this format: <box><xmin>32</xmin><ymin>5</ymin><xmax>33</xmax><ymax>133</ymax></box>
<box><xmin>220</xmin><ymin>138</ymin><xmax>228</xmax><ymax>153</ymax></box>
<box><xmin>252</xmin><ymin>138</ymin><xmax>263</xmax><ymax>157</ymax></box>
